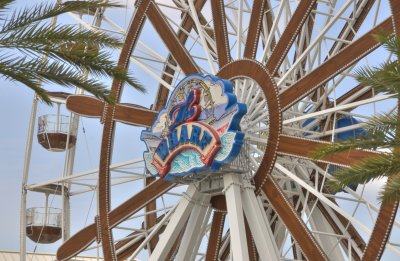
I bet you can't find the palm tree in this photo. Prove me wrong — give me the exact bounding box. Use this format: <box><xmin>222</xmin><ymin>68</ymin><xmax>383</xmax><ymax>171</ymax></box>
<box><xmin>312</xmin><ymin>34</ymin><xmax>400</xmax><ymax>204</ymax></box>
<box><xmin>0</xmin><ymin>0</ymin><xmax>144</xmax><ymax>104</ymax></box>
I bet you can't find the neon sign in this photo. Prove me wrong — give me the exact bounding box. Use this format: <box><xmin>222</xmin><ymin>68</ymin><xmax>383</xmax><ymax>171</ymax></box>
<box><xmin>141</xmin><ymin>74</ymin><xmax>246</xmax><ymax>181</ymax></box>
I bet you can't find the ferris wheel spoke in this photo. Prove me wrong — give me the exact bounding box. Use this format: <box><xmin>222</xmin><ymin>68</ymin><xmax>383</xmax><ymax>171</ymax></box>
<box><xmin>265</xmin><ymin>0</ymin><xmax>317</xmax><ymax>76</ymax></box>
<box><xmin>149</xmin><ymin>185</ymin><xmax>205</xmax><ymax>260</ymax></box>
<box><xmin>146</xmin><ymin>1</ymin><xmax>200</xmax><ymax>75</ymax></box>
<box><xmin>291</xmin><ymin>4</ymin><xmax>317</xmax><ymax>80</ymax></box>
<box><xmin>315</xmin><ymin>201</ymin><xmax>366</xmax><ymax>259</ymax></box>
<box><xmin>328</xmin><ymin>0</ymin><xmax>376</xmax><ymax>56</ymax></box>
<box><xmin>260</xmin><ymin>0</ymin><xmax>276</xmax><ymax>52</ymax></box>
<box><xmin>65</xmin><ymin>95</ymin><xmax>157</xmax><ymax>127</ymax></box>
<box><xmin>335</xmin><ymin>84</ymin><xmax>373</xmax><ymax>106</ymax></box>
<box><xmin>277</xmin><ymin>135</ymin><xmax>380</xmax><ymax>167</ymax></box>
<box><xmin>115</xmin><ymin>232</ymin><xmax>145</xmax><ymax>260</ymax></box>
<box><xmin>261</xmin><ymin>176</ymin><xmax>329</xmax><ymax>260</ymax></box>
<box><xmin>279</xmin><ymin>17</ymin><xmax>393</xmax><ymax>111</ymax></box>
<box><xmin>206</xmin><ymin>211</ymin><xmax>226</xmax><ymax>261</ymax></box>
<box><xmin>284</xmin><ymin>93</ymin><xmax>394</xmax><ymax>126</ymax></box>
<box><xmin>295</xmin><ymin>170</ymin><xmax>364</xmax><ymax>259</ymax></box>
<box><xmin>56</xmin><ymin>222</ymin><xmax>97</xmax><ymax>261</ymax></box>
<box><xmin>154</xmin><ymin>0</ymin><xmax>208</xmax><ymax>110</ymax></box>
<box><xmin>175</xmin><ymin>194</ymin><xmax>211</xmax><ymax>260</ymax></box>
<box><xmin>362</xmin><ymin>202</ymin><xmax>400</xmax><ymax>260</ymax></box>
<box><xmin>243</xmin><ymin>0</ymin><xmax>264</xmax><ymax>59</ymax></box>
<box><xmin>306</xmin><ymin>0</ymin><xmax>376</xmax><ymax>108</ymax></box>
<box><xmin>211</xmin><ymin>0</ymin><xmax>231</xmax><ymax>67</ymax></box>
<box><xmin>56</xmin><ymin>179</ymin><xmax>174</xmax><ymax>260</ymax></box>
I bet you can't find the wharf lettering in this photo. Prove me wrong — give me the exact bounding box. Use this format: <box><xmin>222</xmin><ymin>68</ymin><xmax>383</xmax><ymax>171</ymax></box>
<box><xmin>153</xmin><ymin>122</ymin><xmax>221</xmax><ymax>177</ymax></box>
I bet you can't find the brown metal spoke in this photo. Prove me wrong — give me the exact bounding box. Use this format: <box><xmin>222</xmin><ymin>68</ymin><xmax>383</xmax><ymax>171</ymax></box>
<box><xmin>146</xmin><ymin>1</ymin><xmax>200</xmax><ymax>75</ymax></box>
<box><xmin>335</xmin><ymin>84</ymin><xmax>373</xmax><ymax>106</ymax></box>
<box><xmin>206</xmin><ymin>211</ymin><xmax>226</xmax><ymax>261</ymax></box>
<box><xmin>244</xmin><ymin>217</ymin><xmax>257</xmax><ymax>261</ymax></box>
<box><xmin>56</xmin><ymin>179</ymin><xmax>174</xmax><ymax>260</ymax></box>
<box><xmin>243</xmin><ymin>0</ymin><xmax>265</xmax><ymax>59</ymax></box>
<box><xmin>362</xmin><ymin>202</ymin><xmax>399</xmax><ymax>260</ymax></box>
<box><xmin>279</xmin><ymin>18</ymin><xmax>393</xmax><ymax>111</ymax></box>
<box><xmin>154</xmin><ymin>0</ymin><xmax>208</xmax><ymax>110</ymax></box>
<box><xmin>261</xmin><ymin>0</ymin><xmax>276</xmax><ymax>51</ymax></box>
<box><xmin>316</xmin><ymin>201</ymin><xmax>365</xmax><ymax>261</ymax></box>
<box><xmin>66</xmin><ymin>95</ymin><xmax>157</xmax><ymax>127</ymax></box>
<box><xmin>57</xmin><ymin>224</ymin><xmax>97</xmax><ymax>261</ymax></box>
<box><xmin>261</xmin><ymin>176</ymin><xmax>328</xmax><ymax>261</ymax></box>
<box><xmin>211</xmin><ymin>0</ymin><xmax>231</xmax><ymax>67</ymax></box>
<box><xmin>266</xmin><ymin>0</ymin><xmax>317</xmax><ymax>75</ymax></box>
<box><xmin>144</xmin><ymin>177</ymin><xmax>158</xmax><ymax>252</ymax></box>
<box><xmin>329</xmin><ymin>0</ymin><xmax>376</xmax><ymax>56</ymax></box>
<box><xmin>310</xmin><ymin>0</ymin><xmax>375</xmax><ymax>110</ymax></box>
<box><xmin>115</xmin><ymin>234</ymin><xmax>144</xmax><ymax>260</ymax></box>
<box><xmin>278</xmin><ymin>134</ymin><xmax>379</xmax><ymax>166</ymax></box>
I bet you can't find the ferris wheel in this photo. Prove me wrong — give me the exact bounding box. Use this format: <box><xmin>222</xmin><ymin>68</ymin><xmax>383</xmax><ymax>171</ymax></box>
<box><xmin>20</xmin><ymin>0</ymin><xmax>400</xmax><ymax>260</ymax></box>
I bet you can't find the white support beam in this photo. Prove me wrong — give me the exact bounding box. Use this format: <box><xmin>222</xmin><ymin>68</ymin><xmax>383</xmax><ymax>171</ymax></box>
<box><xmin>242</xmin><ymin>183</ymin><xmax>280</xmax><ymax>261</ymax></box>
<box><xmin>149</xmin><ymin>185</ymin><xmax>202</xmax><ymax>261</ymax></box>
<box><xmin>175</xmin><ymin>194</ymin><xmax>211</xmax><ymax>260</ymax></box>
<box><xmin>126</xmin><ymin>204</ymin><xmax>178</xmax><ymax>259</ymax></box>
<box><xmin>309</xmin><ymin>207</ymin><xmax>347</xmax><ymax>261</ymax></box>
<box><xmin>223</xmin><ymin>173</ymin><xmax>249</xmax><ymax>261</ymax></box>
<box><xmin>27</xmin><ymin>158</ymin><xmax>144</xmax><ymax>190</ymax></box>
<box><xmin>190</xmin><ymin>206</ymin><xmax>212</xmax><ymax>261</ymax></box>
<box><xmin>283</xmin><ymin>94</ymin><xmax>394</xmax><ymax>125</ymax></box>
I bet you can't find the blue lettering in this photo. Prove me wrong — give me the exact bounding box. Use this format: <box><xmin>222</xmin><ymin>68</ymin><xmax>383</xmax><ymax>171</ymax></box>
<box><xmin>169</xmin><ymin>90</ymin><xmax>200</xmax><ymax>130</ymax></box>
<box><xmin>168</xmin><ymin>129</ymin><xmax>179</xmax><ymax>151</ymax></box>
<box><xmin>155</xmin><ymin>139</ymin><xmax>169</xmax><ymax>161</ymax></box>
<box><xmin>199</xmin><ymin>131</ymin><xmax>212</xmax><ymax>150</ymax></box>
<box><xmin>179</xmin><ymin>125</ymin><xmax>189</xmax><ymax>144</ymax></box>
<box><xmin>190</xmin><ymin>125</ymin><xmax>201</xmax><ymax>145</ymax></box>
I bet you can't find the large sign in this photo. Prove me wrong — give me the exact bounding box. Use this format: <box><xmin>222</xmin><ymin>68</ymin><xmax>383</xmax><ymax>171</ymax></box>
<box><xmin>141</xmin><ymin>74</ymin><xmax>246</xmax><ymax>181</ymax></box>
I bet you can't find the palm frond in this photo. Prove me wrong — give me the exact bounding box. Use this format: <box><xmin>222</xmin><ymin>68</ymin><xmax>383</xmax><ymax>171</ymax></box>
<box><xmin>354</xmin><ymin>61</ymin><xmax>400</xmax><ymax>96</ymax></box>
<box><xmin>0</xmin><ymin>0</ymin><xmax>15</xmax><ymax>15</ymax></box>
<box><xmin>34</xmin><ymin>61</ymin><xmax>114</xmax><ymax>103</ymax></box>
<box><xmin>45</xmin><ymin>49</ymin><xmax>146</xmax><ymax>92</ymax></box>
<box><xmin>0</xmin><ymin>21</ymin><xmax>145</xmax><ymax>92</ymax></box>
<box><xmin>311</xmin><ymin>130</ymin><xmax>393</xmax><ymax>160</ymax></box>
<box><xmin>0</xmin><ymin>56</ymin><xmax>115</xmax><ymax>104</ymax></box>
<box><xmin>327</xmin><ymin>152</ymin><xmax>400</xmax><ymax>192</ymax></box>
<box><xmin>380</xmin><ymin>174</ymin><xmax>400</xmax><ymax>203</ymax></box>
<box><xmin>0</xmin><ymin>1</ymin><xmax>123</xmax><ymax>33</ymax></box>
<box><xmin>374</xmin><ymin>33</ymin><xmax>400</xmax><ymax>57</ymax></box>
<box><xmin>0</xmin><ymin>57</ymin><xmax>50</xmax><ymax>104</ymax></box>
<box><xmin>1</xmin><ymin>23</ymin><xmax>122</xmax><ymax>49</ymax></box>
